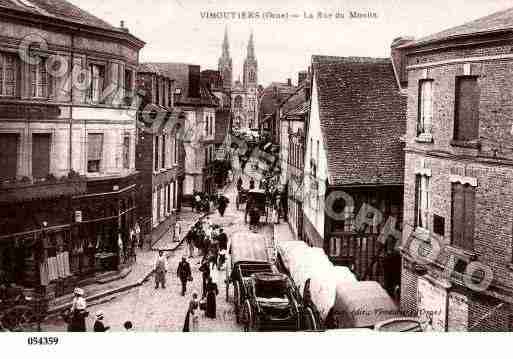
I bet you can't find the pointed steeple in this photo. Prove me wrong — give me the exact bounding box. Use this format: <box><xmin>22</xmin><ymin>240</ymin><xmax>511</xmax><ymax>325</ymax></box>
<box><xmin>247</xmin><ymin>30</ymin><xmax>255</xmax><ymax>59</ymax></box>
<box><xmin>222</xmin><ymin>26</ymin><xmax>230</xmax><ymax>58</ymax></box>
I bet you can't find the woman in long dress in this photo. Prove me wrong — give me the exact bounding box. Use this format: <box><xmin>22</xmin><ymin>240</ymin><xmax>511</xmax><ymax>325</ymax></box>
<box><xmin>185</xmin><ymin>292</ymin><xmax>200</xmax><ymax>332</ymax></box>
<box><xmin>205</xmin><ymin>277</ymin><xmax>219</xmax><ymax>319</ymax></box>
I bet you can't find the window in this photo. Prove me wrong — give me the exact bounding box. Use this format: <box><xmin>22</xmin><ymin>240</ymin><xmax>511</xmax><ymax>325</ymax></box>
<box><xmin>205</xmin><ymin>116</ymin><xmax>209</xmax><ymax>137</ymax></box>
<box><xmin>30</xmin><ymin>56</ymin><xmax>49</xmax><ymax>98</ymax></box>
<box><xmin>454</xmin><ymin>76</ymin><xmax>479</xmax><ymax>142</ymax></box>
<box><xmin>0</xmin><ymin>53</ymin><xmax>18</xmax><ymax>97</ymax></box>
<box><xmin>0</xmin><ymin>133</ymin><xmax>19</xmax><ymax>181</ymax></box>
<box><xmin>152</xmin><ymin>190</ymin><xmax>158</xmax><ymax>227</ymax></box>
<box><xmin>415</xmin><ymin>175</ymin><xmax>430</xmax><ymax>230</ymax></box>
<box><xmin>161</xmin><ymin>135</ymin><xmax>166</xmax><ymax>169</ymax></box>
<box><xmin>88</xmin><ymin>64</ymin><xmax>105</xmax><ymax>103</ymax></box>
<box><xmin>32</xmin><ymin>133</ymin><xmax>51</xmax><ymax>179</ymax></box>
<box><xmin>154</xmin><ymin>136</ymin><xmax>160</xmax><ymax>171</ymax></box>
<box><xmin>451</xmin><ymin>183</ymin><xmax>475</xmax><ymax>251</ymax></box>
<box><xmin>167</xmin><ymin>183</ymin><xmax>171</xmax><ymax>213</ymax></box>
<box><xmin>174</xmin><ymin>132</ymin><xmax>179</xmax><ymax>165</ymax></box>
<box><xmin>417</xmin><ymin>80</ymin><xmax>433</xmax><ymax>136</ymax></box>
<box><xmin>87</xmin><ymin>133</ymin><xmax>103</xmax><ymax>173</ymax></box>
<box><xmin>234</xmin><ymin>96</ymin><xmax>243</xmax><ymax>109</ymax></box>
<box><xmin>124</xmin><ymin>69</ymin><xmax>133</xmax><ymax>96</ymax></box>
<box><xmin>122</xmin><ymin>135</ymin><xmax>130</xmax><ymax>169</ymax></box>
<box><xmin>433</xmin><ymin>214</ymin><xmax>445</xmax><ymax>236</ymax></box>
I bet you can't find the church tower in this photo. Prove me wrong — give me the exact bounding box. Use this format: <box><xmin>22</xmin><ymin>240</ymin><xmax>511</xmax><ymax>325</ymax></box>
<box><xmin>243</xmin><ymin>31</ymin><xmax>258</xmax><ymax>90</ymax></box>
<box><xmin>243</xmin><ymin>32</ymin><xmax>258</xmax><ymax>128</ymax></box>
<box><xmin>218</xmin><ymin>27</ymin><xmax>232</xmax><ymax>92</ymax></box>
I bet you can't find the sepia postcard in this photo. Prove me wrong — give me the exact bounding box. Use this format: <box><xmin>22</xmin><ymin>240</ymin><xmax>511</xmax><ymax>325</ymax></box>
<box><xmin>1</xmin><ymin>1</ymin><xmax>513</xmax><ymax>349</ymax></box>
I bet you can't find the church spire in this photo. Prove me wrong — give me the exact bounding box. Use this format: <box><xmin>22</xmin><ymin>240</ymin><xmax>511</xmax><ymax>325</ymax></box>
<box><xmin>247</xmin><ymin>30</ymin><xmax>255</xmax><ymax>59</ymax></box>
<box><xmin>222</xmin><ymin>26</ymin><xmax>230</xmax><ymax>58</ymax></box>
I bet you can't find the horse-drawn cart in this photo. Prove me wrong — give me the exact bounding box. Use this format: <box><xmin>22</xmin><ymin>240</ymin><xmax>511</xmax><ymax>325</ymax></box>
<box><xmin>244</xmin><ymin>189</ymin><xmax>269</xmax><ymax>229</ymax></box>
<box><xmin>226</xmin><ymin>232</ymin><xmax>300</xmax><ymax>331</ymax></box>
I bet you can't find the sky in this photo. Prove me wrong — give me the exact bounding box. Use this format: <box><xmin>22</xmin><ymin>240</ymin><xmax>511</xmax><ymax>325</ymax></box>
<box><xmin>70</xmin><ymin>0</ymin><xmax>513</xmax><ymax>87</ymax></box>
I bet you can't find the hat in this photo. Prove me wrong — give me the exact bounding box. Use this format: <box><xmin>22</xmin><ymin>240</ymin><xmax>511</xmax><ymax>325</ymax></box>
<box><xmin>96</xmin><ymin>311</ymin><xmax>104</xmax><ymax>319</ymax></box>
<box><xmin>73</xmin><ymin>287</ymin><xmax>84</xmax><ymax>296</ymax></box>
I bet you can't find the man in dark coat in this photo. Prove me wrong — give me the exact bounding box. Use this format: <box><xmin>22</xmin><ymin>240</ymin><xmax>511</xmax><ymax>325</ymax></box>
<box><xmin>217</xmin><ymin>195</ymin><xmax>229</xmax><ymax>217</ymax></box>
<box><xmin>217</xmin><ymin>228</ymin><xmax>228</xmax><ymax>269</ymax></box>
<box><xmin>177</xmin><ymin>256</ymin><xmax>192</xmax><ymax>296</ymax></box>
<box><xmin>199</xmin><ymin>258</ymin><xmax>210</xmax><ymax>298</ymax></box>
<box><xmin>205</xmin><ymin>277</ymin><xmax>219</xmax><ymax>319</ymax></box>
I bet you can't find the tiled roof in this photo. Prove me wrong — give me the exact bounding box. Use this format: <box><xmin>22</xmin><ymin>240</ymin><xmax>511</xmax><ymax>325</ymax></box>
<box><xmin>258</xmin><ymin>82</ymin><xmax>297</xmax><ymax>118</ymax></box>
<box><xmin>281</xmin><ymin>84</ymin><xmax>310</xmax><ymax>121</ymax></box>
<box><xmin>142</xmin><ymin>63</ymin><xmax>218</xmax><ymax>107</ymax></box>
<box><xmin>405</xmin><ymin>7</ymin><xmax>513</xmax><ymax>47</ymax></box>
<box><xmin>312</xmin><ymin>55</ymin><xmax>406</xmax><ymax>186</ymax></box>
<box><xmin>1</xmin><ymin>0</ymin><xmax>115</xmax><ymax>30</ymax></box>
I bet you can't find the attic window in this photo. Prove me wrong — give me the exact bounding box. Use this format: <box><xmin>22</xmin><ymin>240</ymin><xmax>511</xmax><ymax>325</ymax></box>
<box><xmin>175</xmin><ymin>88</ymin><xmax>182</xmax><ymax>95</ymax></box>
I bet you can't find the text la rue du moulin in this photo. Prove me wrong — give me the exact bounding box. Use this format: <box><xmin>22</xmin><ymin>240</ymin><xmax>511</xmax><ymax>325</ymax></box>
<box><xmin>200</xmin><ymin>10</ymin><xmax>378</xmax><ymax>20</ymax></box>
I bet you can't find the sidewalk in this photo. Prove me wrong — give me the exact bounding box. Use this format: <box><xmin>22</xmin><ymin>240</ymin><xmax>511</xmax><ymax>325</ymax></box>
<box><xmin>47</xmin><ymin>207</ymin><xmax>204</xmax><ymax>315</ymax></box>
<box><xmin>273</xmin><ymin>222</ymin><xmax>298</xmax><ymax>244</ymax></box>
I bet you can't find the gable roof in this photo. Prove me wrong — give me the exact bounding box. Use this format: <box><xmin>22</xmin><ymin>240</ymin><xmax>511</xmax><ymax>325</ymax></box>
<box><xmin>404</xmin><ymin>7</ymin><xmax>513</xmax><ymax>47</ymax></box>
<box><xmin>312</xmin><ymin>55</ymin><xmax>406</xmax><ymax>187</ymax></box>
<box><xmin>280</xmin><ymin>83</ymin><xmax>310</xmax><ymax>121</ymax></box>
<box><xmin>0</xmin><ymin>0</ymin><xmax>144</xmax><ymax>47</ymax></box>
<box><xmin>141</xmin><ymin>63</ymin><xmax>218</xmax><ymax>108</ymax></box>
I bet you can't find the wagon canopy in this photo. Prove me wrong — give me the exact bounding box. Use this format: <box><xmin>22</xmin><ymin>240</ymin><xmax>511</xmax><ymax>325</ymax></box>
<box><xmin>333</xmin><ymin>281</ymin><xmax>398</xmax><ymax>328</ymax></box>
<box><xmin>332</xmin><ymin>266</ymin><xmax>358</xmax><ymax>284</ymax></box>
<box><xmin>230</xmin><ymin>231</ymin><xmax>270</xmax><ymax>264</ymax></box>
<box><xmin>277</xmin><ymin>240</ymin><xmax>308</xmax><ymax>270</ymax></box>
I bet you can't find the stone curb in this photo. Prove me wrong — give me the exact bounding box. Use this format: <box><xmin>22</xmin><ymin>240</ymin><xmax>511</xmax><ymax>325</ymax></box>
<box><xmin>47</xmin><ymin>184</ymin><xmax>232</xmax><ymax>316</ymax></box>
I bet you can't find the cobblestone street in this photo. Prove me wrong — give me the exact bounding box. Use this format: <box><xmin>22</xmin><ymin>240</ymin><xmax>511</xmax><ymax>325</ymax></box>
<box><xmin>41</xmin><ymin>177</ymin><xmax>273</xmax><ymax>332</ymax></box>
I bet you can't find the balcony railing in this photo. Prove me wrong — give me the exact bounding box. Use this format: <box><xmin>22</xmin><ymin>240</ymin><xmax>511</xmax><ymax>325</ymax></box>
<box><xmin>0</xmin><ymin>175</ymin><xmax>87</xmax><ymax>203</ymax></box>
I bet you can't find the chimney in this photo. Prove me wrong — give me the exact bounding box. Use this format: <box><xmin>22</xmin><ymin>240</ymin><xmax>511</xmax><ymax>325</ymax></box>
<box><xmin>119</xmin><ymin>20</ymin><xmax>129</xmax><ymax>33</ymax></box>
<box><xmin>298</xmin><ymin>71</ymin><xmax>307</xmax><ymax>85</ymax></box>
<box><xmin>287</xmin><ymin>78</ymin><xmax>292</xmax><ymax>87</ymax></box>
<box><xmin>188</xmin><ymin>65</ymin><xmax>201</xmax><ymax>98</ymax></box>
<box><xmin>391</xmin><ymin>36</ymin><xmax>414</xmax><ymax>89</ymax></box>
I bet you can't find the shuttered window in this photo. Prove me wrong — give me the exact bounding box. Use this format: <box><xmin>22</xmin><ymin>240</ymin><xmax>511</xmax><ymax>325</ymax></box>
<box><xmin>161</xmin><ymin>135</ymin><xmax>166</xmax><ymax>169</ymax></box>
<box><xmin>451</xmin><ymin>183</ymin><xmax>475</xmax><ymax>251</ymax></box>
<box><xmin>415</xmin><ymin>175</ymin><xmax>430</xmax><ymax>230</ymax></box>
<box><xmin>87</xmin><ymin>133</ymin><xmax>103</xmax><ymax>173</ymax></box>
<box><xmin>418</xmin><ymin>80</ymin><xmax>433</xmax><ymax>135</ymax></box>
<box><xmin>122</xmin><ymin>135</ymin><xmax>130</xmax><ymax>169</ymax></box>
<box><xmin>88</xmin><ymin>64</ymin><xmax>105</xmax><ymax>103</ymax></box>
<box><xmin>454</xmin><ymin>76</ymin><xmax>479</xmax><ymax>141</ymax></box>
<box><xmin>0</xmin><ymin>53</ymin><xmax>18</xmax><ymax>97</ymax></box>
<box><xmin>174</xmin><ymin>132</ymin><xmax>179</xmax><ymax>165</ymax></box>
<box><xmin>154</xmin><ymin>136</ymin><xmax>159</xmax><ymax>171</ymax></box>
<box><xmin>0</xmin><ymin>133</ymin><xmax>19</xmax><ymax>181</ymax></box>
<box><xmin>30</xmin><ymin>57</ymin><xmax>50</xmax><ymax>98</ymax></box>
<box><xmin>32</xmin><ymin>133</ymin><xmax>51</xmax><ymax>179</ymax></box>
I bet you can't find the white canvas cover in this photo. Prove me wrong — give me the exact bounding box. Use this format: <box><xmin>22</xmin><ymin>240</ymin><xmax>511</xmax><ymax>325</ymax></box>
<box><xmin>332</xmin><ymin>266</ymin><xmax>358</xmax><ymax>284</ymax></box>
<box><xmin>277</xmin><ymin>240</ymin><xmax>308</xmax><ymax>269</ymax></box>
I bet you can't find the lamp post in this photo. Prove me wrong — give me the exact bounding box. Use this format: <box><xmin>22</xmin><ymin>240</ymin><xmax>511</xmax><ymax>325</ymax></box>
<box><xmin>37</xmin><ymin>221</ymin><xmax>48</xmax><ymax>332</ymax></box>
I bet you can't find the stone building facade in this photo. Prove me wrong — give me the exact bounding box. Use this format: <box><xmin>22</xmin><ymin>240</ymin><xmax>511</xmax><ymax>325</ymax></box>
<box><xmin>0</xmin><ymin>0</ymin><xmax>144</xmax><ymax>300</ymax></box>
<box><xmin>395</xmin><ymin>8</ymin><xmax>513</xmax><ymax>331</ymax></box>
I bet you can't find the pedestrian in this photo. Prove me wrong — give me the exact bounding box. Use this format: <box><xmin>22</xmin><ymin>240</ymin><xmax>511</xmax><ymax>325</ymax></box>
<box><xmin>134</xmin><ymin>220</ymin><xmax>141</xmax><ymax>249</ymax></box>
<box><xmin>249</xmin><ymin>178</ymin><xmax>255</xmax><ymax>190</ymax></box>
<box><xmin>199</xmin><ymin>258</ymin><xmax>210</xmax><ymax>298</ymax></box>
<box><xmin>123</xmin><ymin>321</ymin><xmax>133</xmax><ymax>331</ymax></box>
<box><xmin>189</xmin><ymin>292</ymin><xmax>201</xmax><ymax>332</ymax></box>
<box><xmin>69</xmin><ymin>287</ymin><xmax>87</xmax><ymax>332</ymax></box>
<box><xmin>174</xmin><ymin>221</ymin><xmax>181</xmax><ymax>243</ymax></box>
<box><xmin>237</xmin><ymin>177</ymin><xmax>243</xmax><ymax>192</ymax></box>
<box><xmin>154</xmin><ymin>250</ymin><xmax>167</xmax><ymax>289</ymax></box>
<box><xmin>93</xmin><ymin>311</ymin><xmax>110</xmax><ymax>332</ymax></box>
<box><xmin>217</xmin><ymin>228</ymin><xmax>228</xmax><ymax>269</ymax></box>
<box><xmin>205</xmin><ymin>277</ymin><xmax>219</xmax><ymax>319</ymax></box>
<box><xmin>186</xmin><ymin>232</ymin><xmax>195</xmax><ymax>258</ymax></box>
<box><xmin>194</xmin><ymin>192</ymin><xmax>202</xmax><ymax>212</ymax></box>
<box><xmin>177</xmin><ymin>256</ymin><xmax>192</xmax><ymax>296</ymax></box>
<box><xmin>217</xmin><ymin>195</ymin><xmax>229</xmax><ymax>217</ymax></box>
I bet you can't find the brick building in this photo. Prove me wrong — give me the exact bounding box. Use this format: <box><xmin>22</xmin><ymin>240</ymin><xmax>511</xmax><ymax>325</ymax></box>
<box><xmin>0</xmin><ymin>0</ymin><xmax>144</xmax><ymax>300</ymax></box>
<box><xmin>136</xmin><ymin>64</ymin><xmax>185</xmax><ymax>246</ymax></box>
<box><xmin>395</xmin><ymin>7</ymin><xmax>513</xmax><ymax>331</ymax></box>
<box><xmin>139</xmin><ymin>63</ymin><xmax>218</xmax><ymax>204</ymax></box>
<box><xmin>303</xmin><ymin>55</ymin><xmax>406</xmax><ymax>291</ymax></box>
<box><xmin>201</xmin><ymin>70</ymin><xmax>231</xmax><ymax>194</ymax></box>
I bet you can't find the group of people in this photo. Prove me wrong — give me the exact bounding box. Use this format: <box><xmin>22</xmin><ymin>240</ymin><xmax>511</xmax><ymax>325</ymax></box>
<box><xmin>63</xmin><ymin>287</ymin><xmax>133</xmax><ymax>332</ymax></box>
<box><xmin>192</xmin><ymin>191</ymin><xmax>230</xmax><ymax>218</ymax></box>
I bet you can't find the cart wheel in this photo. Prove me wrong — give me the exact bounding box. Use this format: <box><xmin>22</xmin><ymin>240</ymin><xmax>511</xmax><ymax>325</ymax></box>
<box><xmin>242</xmin><ymin>299</ymin><xmax>253</xmax><ymax>332</ymax></box>
<box><xmin>304</xmin><ymin>307</ymin><xmax>318</xmax><ymax>331</ymax></box>
<box><xmin>233</xmin><ymin>281</ymin><xmax>241</xmax><ymax>323</ymax></box>
<box><xmin>1</xmin><ymin>305</ymin><xmax>33</xmax><ymax>332</ymax></box>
